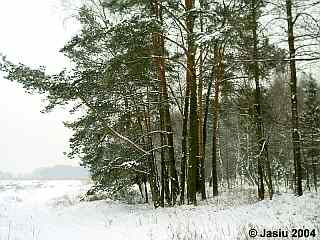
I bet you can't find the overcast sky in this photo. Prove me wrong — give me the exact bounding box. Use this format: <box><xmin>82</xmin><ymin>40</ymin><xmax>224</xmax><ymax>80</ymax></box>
<box><xmin>0</xmin><ymin>0</ymin><xmax>80</xmax><ymax>174</ymax></box>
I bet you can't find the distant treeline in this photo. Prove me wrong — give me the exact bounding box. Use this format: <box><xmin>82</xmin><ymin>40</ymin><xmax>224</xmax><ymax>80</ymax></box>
<box><xmin>0</xmin><ymin>165</ymin><xmax>89</xmax><ymax>180</ymax></box>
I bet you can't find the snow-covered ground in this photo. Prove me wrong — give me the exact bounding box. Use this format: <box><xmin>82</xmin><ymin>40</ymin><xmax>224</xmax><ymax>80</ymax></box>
<box><xmin>0</xmin><ymin>180</ymin><xmax>319</xmax><ymax>240</ymax></box>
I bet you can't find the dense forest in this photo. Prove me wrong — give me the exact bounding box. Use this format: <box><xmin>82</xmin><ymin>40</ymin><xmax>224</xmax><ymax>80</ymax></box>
<box><xmin>1</xmin><ymin>0</ymin><xmax>320</xmax><ymax>208</ymax></box>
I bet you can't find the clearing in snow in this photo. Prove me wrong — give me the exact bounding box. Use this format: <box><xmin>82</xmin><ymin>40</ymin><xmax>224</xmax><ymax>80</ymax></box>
<box><xmin>0</xmin><ymin>180</ymin><xmax>319</xmax><ymax>240</ymax></box>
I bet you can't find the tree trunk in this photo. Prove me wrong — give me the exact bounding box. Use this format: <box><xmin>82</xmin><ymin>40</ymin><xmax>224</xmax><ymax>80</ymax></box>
<box><xmin>136</xmin><ymin>101</ymin><xmax>160</xmax><ymax>208</ymax></box>
<box><xmin>158</xmin><ymin>8</ymin><xmax>179</xmax><ymax>205</ymax></box>
<box><xmin>286</xmin><ymin>0</ymin><xmax>303</xmax><ymax>196</ymax></box>
<box><xmin>144</xmin><ymin>181</ymin><xmax>149</xmax><ymax>203</ymax></box>
<box><xmin>198</xmin><ymin>0</ymin><xmax>206</xmax><ymax>200</ymax></box>
<box><xmin>251</xmin><ymin>0</ymin><xmax>265</xmax><ymax>200</ymax></box>
<box><xmin>265</xmin><ymin>144</ymin><xmax>273</xmax><ymax>199</ymax></box>
<box><xmin>158</xmin><ymin>49</ymin><xmax>172</xmax><ymax>206</ymax></box>
<box><xmin>160</xmin><ymin>111</ymin><xmax>171</xmax><ymax>206</ymax></box>
<box><xmin>212</xmin><ymin>46</ymin><xmax>224</xmax><ymax>197</ymax></box>
<box><xmin>180</xmin><ymin>84</ymin><xmax>190</xmax><ymax>204</ymax></box>
<box><xmin>306</xmin><ymin>162</ymin><xmax>310</xmax><ymax>191</ymax></box>
<box><xmin>202</xmin><ymin>67</ymin><xmax>214</xmax><ymax>189</ymax></box>
<box><xmin>143</xmin><ymin>101</ymin><xmax>161</xmax><ymax>207</ymax></box>
<box><xmin>151</xmin><ymin>0</ymin><xmax>179</xmax><ymax>205</ymax></box>
<box><xmin>313</xmin><ymin>156</ymin><xmax>317</xmax><ymax>192</ymax></box>
<box><xmin>163</xmin><ymin>67</ymin><xmax>179</xmax><ymax>205</ymax></box>
<box><xmin>185</xmin><ymin>0</ymin><xmax>198</xmax><ymax>205</ymax></box>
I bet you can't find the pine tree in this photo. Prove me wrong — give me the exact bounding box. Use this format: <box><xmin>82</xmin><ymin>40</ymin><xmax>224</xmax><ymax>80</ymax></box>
<box><xmin>286</xmin><ymin>0</ymin><xmax>303</xmax><ymax>196</ymax></box>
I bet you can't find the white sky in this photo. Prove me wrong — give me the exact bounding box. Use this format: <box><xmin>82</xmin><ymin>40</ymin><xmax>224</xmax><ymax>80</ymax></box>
<box><xmin>0</xmin><ymin>0</ymin><xmax>80</xmax><ymax>174</ymax></box>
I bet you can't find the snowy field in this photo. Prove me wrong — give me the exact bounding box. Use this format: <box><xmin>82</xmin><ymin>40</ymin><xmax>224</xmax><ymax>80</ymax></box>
<box><xmin>0</xmin><ymin>180</ymin><xmax>319</xmax><ymax>240</ymax></box>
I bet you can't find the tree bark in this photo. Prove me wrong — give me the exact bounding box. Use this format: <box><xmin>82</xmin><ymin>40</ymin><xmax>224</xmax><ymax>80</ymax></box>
<box><xmin>212</xmin><ymin>46</ymin><xmax>224</xmax><ymax>197</ymax></box>
<box><xmin>198</xmin><ymin>0</ymin><xmax>206</xmax><ymax>200</ymax></box>
<box><xmin>135</xmin><ymin>100</ymin><xmax>160</xmax><ymax>208</ymax></box>
<box><xmin>265</xmin><ymin>144</ymin><xmax>273</xmax><ymax>199</ymax></box>
<box><xmin>202</xmin><ymin>67</ymin><xmax>214</xmax><ymax>188</ymax></box>
<box><xmin>313</xmin><ymin>156</ymin><xmax>317</xmax><ymax>192</ymax></box>
<box><xmin>159</xmin><ymin>105</ymin><xmax>171</xmax><ymax>206</ymax></box>
<box><xmin>151</xmin><ymin>0</ymin><xmax>179</xmax><ymax>205</ymax></box>
<box><xmin>286</xmin><ymin>0</ymin><xmax>303</xmax><ymax>196</ymax></box>
<box><xmin>185</xmin><ymin>0</ymin><xmax>198</xmax><ymax>205</ymax></box>
<box><xmin>144</xmin><ymin>181</ymin><xmax>149</xmax><ymax>203</ymax></box>
<box><xmin>180</xmin><ymin>84</ymin><xmax>190</xmax><ymax>204</ymax></box>
<box><xmin>251</xmin><ymin>0</ymin><xmax>265</xmax><ymax>200</ymax></box>
<box><xmin>143</xmin><ymin>100</ymin><xmax>161</xmax><ymax>207</ymax></box>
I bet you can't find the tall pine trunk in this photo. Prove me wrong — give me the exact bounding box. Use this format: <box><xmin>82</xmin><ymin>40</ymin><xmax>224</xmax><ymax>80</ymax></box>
<box><xmin>137</xmin><ymin>110</ymin><xmax>160</xmax><ymax>207</ymax></box>
<box><xmin>160</xmin><ymin>107</ymin><xmax>171</xmax><ymax>206</ymax></box>
<box><xmin>180</xmin><ymin>84</ymin><xmax>190</xmax><ymax>204</ymax></box>
<box><xmin>144</xmin><ymin>90</ymin><xmax>161</xmax><ymax>207</ymax></box>
<box><xmin>202</xmin><ymin>67</ymin><xmax>214</xmax><ymax>188</ymax></box>
<box><xmin>198</xmin><ymin>52</ymin><xmax>206</xmax><ymax>199</ymax></box>
<box><xmin>198</xmin><ymin>0</ymin><xmax>206</xmax><ymax>200</ymax></box>
<box><xmin>286</xmin><ymin>0</ymin><xmax>303</xmax><ymax>196</ymax></box>
<box><xmin>251</xmin><ymin>0</ymin><xmax>265</xmax><ymax>200</ymax></box>
<box><xmin>151</xmin><ymin>0</ymin><xmax>179</xmax><ymax>205</ymax></box>
<box><xmin>185</xmin><ymin>0</ymin><xmax>198</xmax><ymax>205</ymax></box>
<box><xmin>211</xmin><ymin>46</ymin><xmax>224</xmax><ymax>197</ymax></box>
<box><xmin>163</xmin><ymin>62</ymin><xmax>179</xmax><ymax>205</ymax></box>
<box><xmin>158</xmin><ymin>10</ymin><xmax>179</xmax><ymax>205</ymax></box>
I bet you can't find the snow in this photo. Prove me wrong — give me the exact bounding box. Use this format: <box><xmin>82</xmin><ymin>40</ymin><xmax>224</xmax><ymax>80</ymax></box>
<box><xmin>0</xmin><ymin>180</ymin><xmax>319</xmax><ymax>240</ymax></box>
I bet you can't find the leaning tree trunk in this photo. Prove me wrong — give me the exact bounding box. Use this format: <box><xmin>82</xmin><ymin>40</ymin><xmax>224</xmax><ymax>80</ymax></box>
<box><xmin>286</xmin><ymin>0</ymin><xmax>303</xmax><ymax>196</ymax></box>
